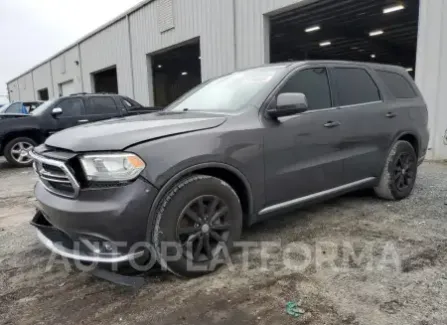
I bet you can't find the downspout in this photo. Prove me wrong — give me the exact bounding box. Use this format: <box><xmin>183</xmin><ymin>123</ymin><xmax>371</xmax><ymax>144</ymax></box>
<box><xmin>127</xmin><ymin>14</ymin><xmax>136</xmax><ymax>98</ymax></box>
<box><xmin>77</xmin><ymin>43</ymin><xmax>85</xmax><ymax>92</ymax></box>
<box><xmin>232</xmin><ymin>0</ymin><xmax>238</xmax><ymax>71</ymax></box>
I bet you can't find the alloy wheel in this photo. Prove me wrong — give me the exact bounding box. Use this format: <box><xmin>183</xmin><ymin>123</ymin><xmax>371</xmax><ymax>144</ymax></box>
<box><xmin>10</xmin><ymin>142</ymin><xmax>34</xmax><ymax>164</ymax></box>
<box><xmin>176</xmin><ymin>195</ymin><xmax>231</xmax><ymax>262</ymax></box>
<box><xmin>393</xmin><ymin>152</ymin><xmax>416</xmax><ymax>191</ymax></box>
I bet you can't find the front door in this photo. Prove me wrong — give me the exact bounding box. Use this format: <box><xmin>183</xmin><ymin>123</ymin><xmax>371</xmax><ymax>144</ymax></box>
<box><xmin>49</xmin><ymin>97</ymin><xmax>85</xmax><ymax>134</ymax></box>
<box><xmin>263</xmin><ymin>67</ymin><xmax>345</xmax><ymax>207</ymax></box>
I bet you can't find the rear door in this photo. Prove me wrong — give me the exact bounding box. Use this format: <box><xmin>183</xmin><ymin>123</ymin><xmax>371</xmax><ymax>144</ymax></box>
<box><xmin>328</xmin><ymin>65</ymin><xmax>389</xmax><ymax>182</ymax></box>
<box><xmin>83</xmin><ymin>96</ymin><xmax>122</xmax><ymax>123</ymax></box>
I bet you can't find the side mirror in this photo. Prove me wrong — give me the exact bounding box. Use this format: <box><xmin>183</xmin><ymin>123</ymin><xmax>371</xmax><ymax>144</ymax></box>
<box><xmin>267</xmin><ymin>93</ymin><xmax>308</xmax><ymax>118</ymax></box>
<box><xmin>51</xmin><ymin>107</ymin><xmax>63</xmax><ymax>117</ymax></box>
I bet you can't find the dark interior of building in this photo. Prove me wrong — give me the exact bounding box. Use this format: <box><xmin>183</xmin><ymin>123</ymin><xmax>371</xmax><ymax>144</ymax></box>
<box><xmin>37</xmin><ymin>88</ymin><xmax>49</xmax><ymax>100</ymax></box>
<box><xmin>270</xmin><ymin>0</ymin><xmax>419</xmax><ymax>77</ymax></box>
<box><xmin>92</xmin><ymin>67</ymin><xmax>119</xmax><ymax>93</ymax></box>
<box><xmin>152</xmin><ymin>40</ymin><xmax>202</xmax><ymax>107</ymax></box>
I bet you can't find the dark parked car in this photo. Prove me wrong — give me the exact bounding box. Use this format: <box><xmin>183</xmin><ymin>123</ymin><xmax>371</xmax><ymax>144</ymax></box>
<box><xmin>30</xmin><ymin>61</ymin><xmax>429</xmax><ymax>277</ymax></box>
<box><xmin>0</xmin><ymin>93</ymin><xmax>159</xmax><ymax>167</ymax></box>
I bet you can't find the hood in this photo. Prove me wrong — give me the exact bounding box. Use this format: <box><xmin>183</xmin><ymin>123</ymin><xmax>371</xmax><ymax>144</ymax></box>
<box><xmin>45</xmin><ymin>111</ymin><xmax>227</xmax><ymax>152</ymax></box>
<box><xmin>0</xmin><ymin>113</ymin><xmax>29</xmax><ymax>119</ymax></box>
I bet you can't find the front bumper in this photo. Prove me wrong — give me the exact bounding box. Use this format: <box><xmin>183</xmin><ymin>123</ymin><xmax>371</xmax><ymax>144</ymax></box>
<box><xmin>33</xmin><ymin>177</ymin><xmax>158</xmax><ymax>263</ymax></box>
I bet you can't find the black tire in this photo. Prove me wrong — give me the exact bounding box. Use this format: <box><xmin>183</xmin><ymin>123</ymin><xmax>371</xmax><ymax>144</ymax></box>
<box><xmin>374</xmin><ymin>140</ymin><xmax>418</xmax><ymax>200</ymax></box>
<box><xmin>4</xmin><ymin>137</ymin><xmax>37</xmax><ymax>167</ymax></box>
<box><xmin>152</xmin><ymin>175</ymin><xmax>243</xmax><ymax>277</ymax></box>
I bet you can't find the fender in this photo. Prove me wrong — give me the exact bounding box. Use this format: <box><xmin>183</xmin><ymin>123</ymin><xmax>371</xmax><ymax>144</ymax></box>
<box><xmin>144</xmin><ymin>162</ymin><xmax>254</xmax><ymax>242</ymax></box>
<box><xmin>377</xmin><ymin>130</ymin><xmax>421</xmax><ymax>175</ymax></box>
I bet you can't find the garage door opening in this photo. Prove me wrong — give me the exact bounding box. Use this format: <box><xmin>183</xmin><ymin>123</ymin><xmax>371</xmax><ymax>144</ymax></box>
<box><xmin>58</xmin><ymin>80</ymin><xmax>75</xmax><ymax>97</ymax></box>
<box><xmin>151</xmin><ymin>39</ymin><xmax>201</xmax><ymax>107</ymax></box>
<box><xmin>269</xmin><ymin>0</ymin><xmax>420</xmax><ymax>77</ymax></box>
<box><xmin>37</xmin><ymin>88</ymin><xmax>49</xmax><ymax>100</ymax></box>
<box><xmin>92</xmin><ymin>66</ymin><xmax>118</xmax><ymax>94</ymax></box>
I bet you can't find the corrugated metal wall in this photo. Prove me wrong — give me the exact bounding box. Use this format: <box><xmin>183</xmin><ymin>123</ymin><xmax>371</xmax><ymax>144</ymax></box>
<box><xmin>17</xmin><ymin>73</ymin><xmax>35</xmax><ymax>101</ymax></box>
<box><xmin>416</xmin><ymin>0</ymin><xmax>447</xmax><ymax>160</ymax></box>
<box><xmin>50</xmin><ymin>46</ymin><xmax>82</xmax><ymax>96</ymax></box>
<box><xmin>129</xmin><ymin>0</ymin><xmax>236</xmax><ymax>105</ymax></box>
<box><xmin>80</xmin><ymin>18</ymin><xmax>133</xmax><ymax>97</ymax></box>
<box><xmin>7</xmin><ymin>80</ymin><xmax>20</xmax><ymax>102</ymax></box>
<box><xmin>33</xmin><ymin>63</ymin><xmax>54</xmax><ymax>99</ymax></box>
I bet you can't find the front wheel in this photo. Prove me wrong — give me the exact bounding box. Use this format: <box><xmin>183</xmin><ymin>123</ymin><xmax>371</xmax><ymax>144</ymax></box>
<box><xmin>152</xmin><ymin>175</ymin><xmax>243</xmax><ymax>277</ymax></box>
<box><xmin>374</xmin><ymin>140</ymin><xmax>418</xmax><ymax>200</ymax></box>
<box><xmin>4</xmin><ymin>137</ymin><xmax>37</xmax><ymax>167</ymax></box>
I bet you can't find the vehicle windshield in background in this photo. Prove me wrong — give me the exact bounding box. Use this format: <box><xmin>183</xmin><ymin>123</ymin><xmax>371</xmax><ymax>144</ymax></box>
<box><xmin>30</xmin><ymin>99</ymin><xmax>57</xmax><ymax>116</ymax></box>
<box><xmin>0</xmin><ymin>102</ymin><xmax>24</xmax><ymax>114</ymax></box>
<box><xmin>167</xmin><ymin>66</ymin><xmax>286</xmax><ymax>113</ymax></box>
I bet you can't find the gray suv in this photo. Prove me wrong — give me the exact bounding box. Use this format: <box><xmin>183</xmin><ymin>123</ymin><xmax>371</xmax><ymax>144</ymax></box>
<box><xmin>30</xmin><ymin>61</ymin><xmax>429</xmax><ymax>277</ymax></box>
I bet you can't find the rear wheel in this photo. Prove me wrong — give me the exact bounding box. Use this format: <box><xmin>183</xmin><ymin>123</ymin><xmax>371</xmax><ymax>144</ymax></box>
<box><xmin>374</xmin><ymin>140</ymin><xmax>418</xmax><ymax>200</ymax></box>
<box><xmin>4</xmin><ymin>137</ymin><xmax>37</xmax><ymax>167</ymax></box>
<box><xmin>152</xmin><ymin>175</ymin><xmax>243</xmax><ymax>277</ymax></box>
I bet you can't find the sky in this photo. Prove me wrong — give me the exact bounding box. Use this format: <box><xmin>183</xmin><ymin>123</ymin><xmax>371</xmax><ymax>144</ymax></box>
<box><xmin>0</xmin><ymin>0</ymin><xmax>142</xmax><ymax>101</ymax></box>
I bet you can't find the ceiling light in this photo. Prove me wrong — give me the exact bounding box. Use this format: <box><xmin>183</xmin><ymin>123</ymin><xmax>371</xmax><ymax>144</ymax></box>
<box><xmin>369</xmin><ymin>30</ymin><xmax>384</xmax><ymax>36</ymax></box>
<box><xmin>406</xmin><ymin>67</ymin><xmax>413</xmax><ymax>72</ymax></box>
<box><xmin>320</xmin><ymin>41</ymin><xmax>331</xmax><ymax>47</ymax></box>
<box><xmin>383</xmin><ymin>4</ymin><xmax>405</xmax><ymax>14</ymax></box>
<box><xmin>157</xmin><ymin>64</ymin><xmax>162</xmax><ymax>68</ymax></box>
<box><xmin>305</xmin><ymin>25</ymin><xmax>320</xmax><ymax>33</ymax></box>
<box><xmin>181</xmin><ymin>71</ymin><xmax>188</xmax><ymax>76</ymax></box>
<box><xmin>371</xmin><ymin>54</ymin><xmax>376</xmax><ymax>58</ymax></box>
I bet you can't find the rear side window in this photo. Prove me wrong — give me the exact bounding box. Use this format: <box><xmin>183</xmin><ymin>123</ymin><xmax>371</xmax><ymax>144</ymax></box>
<box><xmin>331</xmin><ymin>68</ymin><xmax>381</xmax><ymax>106</ymax></box>
<box><xmin>122</xmin><ymin>97</ymin><xmax>142</xmax><ymax>110</ymax></box>
<box><xmin>279</xmin><ymin>68</ymin><xmax>332</xmax><ymax>110</ymax></box>
<box><xmin>86</xmin><ymin>97</ymin><xmax>118</xmax><ymax>114</ymax></box>
<box><xmin>376</xmin><ymin>70</ymin><xmax>417</xmax><ymax>99</ymax></box>
<box><xmin>58</xmin><ymin>98</ymin><xmax>84</xmax><ymax>117</ymax></box>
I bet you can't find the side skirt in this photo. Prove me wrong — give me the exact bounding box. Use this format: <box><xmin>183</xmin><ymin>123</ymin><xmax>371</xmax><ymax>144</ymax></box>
<box><xmin>258</xmin><ymin>177</ymin><xmax>376</xmax><ymax>216</ymax></box>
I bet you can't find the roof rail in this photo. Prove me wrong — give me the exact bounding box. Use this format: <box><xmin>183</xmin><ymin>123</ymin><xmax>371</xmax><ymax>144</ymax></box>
<box><xmin>69</xmin><ymin>92</ymin><xmax>89</xmax><ymax>96</ymax></box>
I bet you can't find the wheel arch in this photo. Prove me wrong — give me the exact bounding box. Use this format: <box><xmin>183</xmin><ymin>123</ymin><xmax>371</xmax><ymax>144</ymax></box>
<box><xmin>1</xmin><ymin>129</ymin><xmax>43</xmax><ymax>155</ymax></box>
<box><xmin>145</xmin><ymin>162</ymin><xmax>254</xmax><ymax>242</ymax></box>
<box><xmin>395</xmin><ymin>132</ymin><xmax>419</xmax><ymax>157</ymax></box>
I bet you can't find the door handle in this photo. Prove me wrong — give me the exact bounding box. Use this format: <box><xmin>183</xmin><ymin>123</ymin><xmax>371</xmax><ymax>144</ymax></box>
<box><xmin>386</xmin><ymin>112</ymin><xmax>397</xmax><ymax>118</ymax></box>
<box><xmin>78</xmin><ymin>119</ymin><xmax>89</xmax><ymax>123</ymax></box>
<box><xmin>324</xmin><ymin>121</ymin><xmax>341</xmax><ymax>128</ymax></box>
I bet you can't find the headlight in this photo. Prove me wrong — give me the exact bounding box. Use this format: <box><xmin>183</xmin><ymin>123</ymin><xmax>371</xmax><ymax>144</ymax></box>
<box><xmin>79</xmin><ymin>153</ymin><xmax>145</xmax><ymax>182</ymax></box>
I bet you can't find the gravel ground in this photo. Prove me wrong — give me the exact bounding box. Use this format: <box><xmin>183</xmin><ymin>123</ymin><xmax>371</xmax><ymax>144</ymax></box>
<box><xmin>1</xmin><ymin>156</ymin><xmax>447</xmax><ymax>325</ymax></box>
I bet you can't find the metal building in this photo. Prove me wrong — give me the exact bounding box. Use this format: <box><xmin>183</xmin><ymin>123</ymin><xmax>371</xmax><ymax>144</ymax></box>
<box><xmin>6</xmin><ymin>0</ymin><xmax>447</xmax><ymax>160</ymax></box>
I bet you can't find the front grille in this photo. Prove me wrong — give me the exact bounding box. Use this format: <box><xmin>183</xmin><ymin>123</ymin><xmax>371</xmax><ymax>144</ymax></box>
<box><xmin>30</xmin><ymin>151</ymin><xmax>80</xmax><ymax>198</ymax></box>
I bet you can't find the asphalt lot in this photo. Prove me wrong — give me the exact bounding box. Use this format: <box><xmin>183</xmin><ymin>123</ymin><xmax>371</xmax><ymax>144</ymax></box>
<box><xmin>1</xmin><ymin>156</ymin><xmax>447</xmax><ymax>325</ymax></box>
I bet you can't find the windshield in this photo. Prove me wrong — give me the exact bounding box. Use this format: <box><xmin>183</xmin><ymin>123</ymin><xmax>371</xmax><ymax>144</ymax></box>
<box><xmin>0</xmin><ymin>104</ymin><xmax>9</xmax><ymax>113</ymax></box>
<box><xmin>0</xmin><ymin>102</ymin><xmax>22</xmax><ymax>114</ymax></box>
<box><xmin>30</xmin><ymin>98</ymin><xmax>58</xmax><ymax>116</ymax></box>
<box><xmin>167</xmin><ymin>66</ymin><xmax>286</xmax><ymax>113</ymax></box>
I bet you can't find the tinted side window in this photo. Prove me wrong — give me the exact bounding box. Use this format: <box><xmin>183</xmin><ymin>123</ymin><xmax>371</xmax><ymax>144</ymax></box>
<box><xmin>58</xmin><ymin>98</ymin><xmax>84</xmax><ymax>117</ymax></box>
<box><xmin>279</xmin><ymin>68</ymin><xmax>332</xmax><ymax>110</ymax></box>
<box><xmin>332</xmin><ymin>68</ymin><xmax>381</xmax><ymax>106</ymax></box>
<box><xmin>377</xmin><ymin>70</ymin><xmax>417</xmax><ymax>99</ymax></box>
<box><xmin>86</xmin><ymin>97</ymin><xmax>118</xmax><ymax>114</ymax></box>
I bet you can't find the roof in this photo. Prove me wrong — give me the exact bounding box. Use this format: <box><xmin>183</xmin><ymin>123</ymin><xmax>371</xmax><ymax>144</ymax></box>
<box><xmin>7</xmin><ymin>0</ymin><xmax>155</xmax><ymax>85</ymax></box>
<box><xmin>285</xmin><ymin>60</ymin><xmax>406</xmax><ymax>71</ymax></box>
